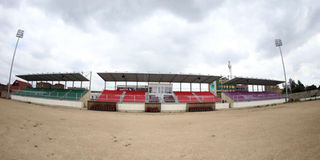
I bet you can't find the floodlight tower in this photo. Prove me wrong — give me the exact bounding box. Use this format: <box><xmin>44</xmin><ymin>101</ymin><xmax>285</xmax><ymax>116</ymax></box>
<box><xmin>228</xmin><ymin>60</ymin><xmax>232</xmax><ymax>79</ymax></box>
<box><xmin>7</xmin><ymin>29</ymin><xmax>24</xmax><ymax>98</ymax></box>
<box><xmin>275</xmin><ymin>39</ymin><xmax>288</xmax><ymax>102</ymax></box>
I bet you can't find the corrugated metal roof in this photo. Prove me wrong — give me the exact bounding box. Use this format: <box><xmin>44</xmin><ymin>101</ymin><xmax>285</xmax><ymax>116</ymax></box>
<box><xmin>16</xmin><ymin>73</ymin><xmax>89</xmax><ymax>81</ymax></box>
<box><xmin>222</xmin><ymin>77</ymin><xmax>284</xmax><ymax>85</ymax></box>
<box><xmin>97</xmin><ymin>72</ymin><xmax>221</xmax><ymax>83</ymax></box>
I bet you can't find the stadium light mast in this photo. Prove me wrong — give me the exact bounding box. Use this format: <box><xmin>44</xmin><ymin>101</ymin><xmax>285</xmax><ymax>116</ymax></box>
<box><xmin>228</xmin><ymin>60</ymin><xmax>232</xmax><ymax>79</ymax></box>
<box><xmin>7</xmin><ymin>29</ymin><xmax>24</xmax><ymax>98</ymax></box>
<box><xmin>275</xmin><ymin>39</ymin><xmax>288</xmax><ymax>102</ymax></box>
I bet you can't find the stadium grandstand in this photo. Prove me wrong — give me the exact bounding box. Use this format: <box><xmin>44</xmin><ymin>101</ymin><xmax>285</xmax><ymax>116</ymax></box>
<box><xmin>10</xmin><ymin>72</ymin><xmax>91</xmax><ymax>108</ymax></box>
<box><xmin>220</xmin><ymin>77</ymin><xmax>285</xmax><ymax>108</ymax></box>
<box><xmin>7</xmin><ymin>71</ymin><xmax>288</xmax><ymax>112</ymax></box>
<box><xmin>88</xmin><ymin>72</ymin><xmax>222</xmax><ymax>112</ymax></box>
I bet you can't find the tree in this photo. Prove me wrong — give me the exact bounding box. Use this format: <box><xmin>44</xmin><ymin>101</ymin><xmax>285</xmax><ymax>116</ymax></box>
<box><xmin>306</xmin><ymin>85</ymin><xmax>317</xmax><ymax>91</ymax></box>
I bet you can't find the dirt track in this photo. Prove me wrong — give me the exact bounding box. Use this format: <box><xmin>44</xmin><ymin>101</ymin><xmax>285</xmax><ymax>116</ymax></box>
<box><xmin>0</xmin><ymin>98</ymin><xmax>320</xmax><ymax>160</ymax></box>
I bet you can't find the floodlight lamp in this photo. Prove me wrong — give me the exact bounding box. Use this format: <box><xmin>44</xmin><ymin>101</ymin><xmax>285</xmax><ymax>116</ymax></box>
<box><xmin>275</xmin><ymin>39</ymin><xmax>282</xmax><ymax>47</ymax></box>
<box><xmin>16</xmin><ymin>29</ymin><xmax>24</xmax><ymax>38</ymax></box>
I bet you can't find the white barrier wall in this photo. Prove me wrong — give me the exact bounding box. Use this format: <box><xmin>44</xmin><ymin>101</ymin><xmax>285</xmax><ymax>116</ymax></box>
<box><xmin>216</xmin><ymin>103</ymin><xmax>229</xmax><ymax>110</ymax></box>
<box><xmin>117</xmin><ymin>103</ymin><xmax>145</xmax><ymax>112</ymax></box>
<box><xmin>161</xmin><ymin>103</ymin><xmax>186</xmax><ymax>112</ymax></box>
<box><xmin>11</xmin><ymin>95</ymin><xmax>84</xmax><ymax>108</ymax></box>
<box><xmin>232</xmin><ymin>99</ymin><xmax>285</xmax><ymax>108</ymax></box>
<box><xmin>299</xmin><ymin>96</ymin><xmax>320</xmax><ymax>101</ymax></box>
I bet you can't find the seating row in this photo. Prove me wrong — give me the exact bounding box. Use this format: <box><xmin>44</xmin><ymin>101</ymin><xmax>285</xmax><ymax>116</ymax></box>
<box><xmin>224</xmin><ymin>91</ymin><xmax>284</xmax><ymax>102</ymax></box>
<box><xmin>16</xmin><ymin>87</ymin><xmax>88</xmax><ymax>100</ymax></box>
<box><xmin>97</xmin><ymin>90</ymin><xmax>221</xmax><ymax>103</ymax></box>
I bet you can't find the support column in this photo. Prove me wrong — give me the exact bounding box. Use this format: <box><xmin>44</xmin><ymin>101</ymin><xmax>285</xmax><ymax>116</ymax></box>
<box><xmin>72</xmin><ymin>81</ymin><xmax>74</xmax><ymax>88</ymax></box>
<box><xmin>115</xmin><ymin>81</ymin><xmax>117</xmax><ymax>90</ymax></box>
<box><xmin>65</xmin><ymin>81</ymin><xmax>67</xmax><ymax>89</ymax></box>
<box><xmin>104</xmin><ymin>81</ymin><xmax>106</xmax><ymax>90</ymax></box>
<box><xmin>200</xmin><ymin>83</ymin><xmax>202</xmax><ymax>92</ymax></box>
<box><xmin>80</xmin><ymin>81</ymin><xmax>83</xmax><ymax>88</ymax></box>
<box><xmin>89</xmin><ymin>71</ymin><xmax>92</xmax><ymax>91</ymax></box>
<box><xmin>180</xmin><ymin>83</ymin><xmax>182</xmax><ymax>91</ymax></box>
<box><xmin>190</xmin><ymin>83</ymin><xmax>192</xmax><ymax>92</ymax></box>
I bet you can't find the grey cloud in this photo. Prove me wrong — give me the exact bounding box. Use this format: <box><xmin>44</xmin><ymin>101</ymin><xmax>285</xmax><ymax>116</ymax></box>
<box><xmin>255</xmin><ymin>0</ymin><xmax>320</xmax><ymax>58</ymax></box>
<box><xmin>28</xmin><ymin>0</ymin><xmax>224</xmax><ymax>31</ymax></box>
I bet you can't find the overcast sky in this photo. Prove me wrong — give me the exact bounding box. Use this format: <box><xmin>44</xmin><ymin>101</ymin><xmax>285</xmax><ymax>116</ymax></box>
<box><xmin>0</xmin><ymin>0</ymin><xmax>319</xmax><ymax>90</ymax></box>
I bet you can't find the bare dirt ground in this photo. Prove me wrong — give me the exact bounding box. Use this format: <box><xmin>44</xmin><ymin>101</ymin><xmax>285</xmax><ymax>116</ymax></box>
<box><xmin>0</xmin><ymin>99</ymin><xmax>319</xmax><ymax>160</ymax></box>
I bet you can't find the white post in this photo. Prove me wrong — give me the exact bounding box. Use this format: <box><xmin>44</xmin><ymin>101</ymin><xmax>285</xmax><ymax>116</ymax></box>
<box><xmin>89</xmin><ymin>71</ymin><xmax>92</xmax><ymax>91</ymax></box>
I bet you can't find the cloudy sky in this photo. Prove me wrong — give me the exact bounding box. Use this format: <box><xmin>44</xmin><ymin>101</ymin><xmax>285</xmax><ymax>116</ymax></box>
<box><xmin>0</xmin><ymin>0</ymin><xmax>319</xmax><ymax>90</ymax></box>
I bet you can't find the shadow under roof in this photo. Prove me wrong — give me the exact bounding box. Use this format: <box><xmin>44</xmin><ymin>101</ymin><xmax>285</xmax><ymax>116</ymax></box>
<box><xmin>97</xmin><ymin>72</ymin><xmax>221</xmax><ymax>83</ymax></box>
<box><xmin>16</xmin><ymin>73</ymin><xmax>89</xmax><ymax>81</ymax></box>
<box><xmin>222</xmin><ymin>77</ymin><xmax>284</xmax><ymax>85</ymax></box>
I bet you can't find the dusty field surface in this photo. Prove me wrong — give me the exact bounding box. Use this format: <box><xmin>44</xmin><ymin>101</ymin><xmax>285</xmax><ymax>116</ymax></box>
<box><xmin>0</xmin><ymin>99</ymin><xmax>320</xmax><ymax>160</ymax></box>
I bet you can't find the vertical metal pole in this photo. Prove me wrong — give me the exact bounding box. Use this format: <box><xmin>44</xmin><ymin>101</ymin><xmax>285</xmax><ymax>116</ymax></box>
<box><xmin>200</xmin><ymin>83</ymin><xmax>202</xmax><ymax>92</ymax></box>
<box><xmin>80</xmin><ymin>81</ymin><xmax>82</xmax><ymax>88</ymax></box>
<box><xmin>7</xmin><ymin>38</ymin><xmax>20</xmax><ymax>98</ymax></box>
<box><xmin>115</xmin><ymin>81</ymin><xmax>117</xmax><ymax>90</ymax></box>
<box><xmin>89</xmin><ymin>71</ymin><xmax>92</xmax><ymax>91</ymax></box>
<box><xmin>180</xmin><ymin>83</ymin><xmax>182</xmax><ymax>91</ymax></box>
<box><xmin>104</xmin><ymin>81</ymin><xmax>106</xmax><ymax>90</ymax></box>
<box><xmin>190</xmin><ymin>83</ymin><xmax>192</xmax><ymax>92</ymax></box>
<box><xmin>65</xmin><ymin>81</ymin><xmax>67</xmax><ymax>89</ymax></box>
<box><xmin>279</xmin><ymin>46</ymin><xmax>289</xmax><ymax>102</ymax></box>
<box><xmin>72</xmin><ymin>81</ymin><xmax>74</xmax><ymax>88</ymax></box>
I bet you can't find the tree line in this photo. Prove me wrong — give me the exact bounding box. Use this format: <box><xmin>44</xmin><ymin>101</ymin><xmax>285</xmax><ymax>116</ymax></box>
<box><xmin>286</xmin><ymin>78</ymin><xmax>320</xmax><ymax>93</ymax></box>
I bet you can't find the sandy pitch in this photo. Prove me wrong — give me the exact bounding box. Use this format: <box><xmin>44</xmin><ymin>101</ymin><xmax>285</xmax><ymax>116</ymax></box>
<box><xmin>0</xmin><ymin>98</ymin><xmax>320</xmax><ymax>160</ymax></box>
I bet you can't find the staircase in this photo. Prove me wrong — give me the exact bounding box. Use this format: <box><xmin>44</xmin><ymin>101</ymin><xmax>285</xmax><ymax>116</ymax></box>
<box><xmin>192</xmin><ymin>92</ymin><xmax>202</xmax><ymax>102</ymax></box>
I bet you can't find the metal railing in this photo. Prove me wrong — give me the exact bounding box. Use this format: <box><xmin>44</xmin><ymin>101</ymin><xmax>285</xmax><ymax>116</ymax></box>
<box><xmin>12</xmin><ymin>90</ymin><xmax>86</xmax><ymax>100</ymax></box>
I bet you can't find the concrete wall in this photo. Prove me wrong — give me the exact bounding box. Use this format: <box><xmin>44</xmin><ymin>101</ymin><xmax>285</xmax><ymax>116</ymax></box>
<box><xmin>161</xmin><ymin>103</ymin><xmax>186</xmax><ymax>112</ymax></box>
<box><xmin>117</xmin><ymin>103</ymin><xmax>145</xmax><ymax>112</ymax></box>
<box><xmin>221</xmin><ymin>92</ymin><xmax>234</xmax><ymax>103</ymax></box>
<box><xmin>299</xmin><ymin>96</ymin><xmax>320</xmax><ymax>101</ymax></box>
<box><xmin>11</xmin><ymin>95</ymin><xmax>84</xmax><ymax>108</ymax></box>
<box><xmin>232</xmin><ymin>98</ymin><xmax>285</xmax><ymax>108</ymax></box>
<box><xmin>216</xmin><ymin>103</ymin><xmax>229</xmax><ymax>110</ymax></box>
<box><xmin>80</xmin><ymin>91</ymin><xmax>91</xmax><ymax>108</ymax></box>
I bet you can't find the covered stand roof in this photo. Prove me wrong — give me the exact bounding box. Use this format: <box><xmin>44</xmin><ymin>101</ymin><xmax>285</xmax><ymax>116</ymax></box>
<box><xmin>16</xmin><ymin>73</ymin><xmax>89</xmax><ymax>81</ymax></box>
<box><xmin>97</xmin><ymin>72</ymin><xmax>221</xmax><ymax>83</ymax></box>
<box><xmin>222</xmin><ymin>77</ymin><xmax>284</xmax><ymax>85</ymax></box>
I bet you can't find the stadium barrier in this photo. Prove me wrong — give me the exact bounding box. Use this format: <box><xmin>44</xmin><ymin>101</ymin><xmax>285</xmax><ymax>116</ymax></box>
<box><xmin>215</xmin><ymin>103</ymin><xmax>230</xmax><ymax>110</ymax></box>
<box><xmin>232</xmin><ymin>98</ymin><xmax>285</xmax><ymax>108</ymax></box>
<box><xmin>88</xmin><ymin>101</ymin><xmax>117</xmax><ymax>111</ymax></box>
<box><xmin>117</xmin><ymin>103</ymin><xmax>145</xmax><ymax>112</ymax></box>
<box><xmin>145</xmin><ymin>103</ymin><xmax>161</xmax><ymax>112</ymax></box>
<box><xmin>11</xmin><ymin>95</ymin><xmax>84</xmax><ymax>108</ymax></box>
<box><xmin>161</xmin><ymin>103</ymin><xmax>186</xmax><ymax>112</ymax></box>
<box><xmin>186</xmin><ymin>103</ymin><xmax>215</xmax><ymax>112</ymax></box>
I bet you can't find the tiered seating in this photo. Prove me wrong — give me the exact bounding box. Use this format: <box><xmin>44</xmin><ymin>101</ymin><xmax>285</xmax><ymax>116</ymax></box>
<box><xmin>224</xmin><ymin>91</ymin><xmax>284</xmax><ymax>102</ymax></box>
<box><xmin>66</xmin><ymin>89</ymin><xmax>89</xmax><ymax>100</ymax></box>
<box><xmin>173</xmin><ymin>91</ymin><xmax>200</xmax><ymax>103</ymax></box>
<box><xmin>97</xmin><ymin>90</ymin><xmax>124</xmax><ymax>102</ymax></box>
<box><xmin>149</xmin><ymin>95</ymin><xmax>160</xmax><ymax>103</ymax></box>
<box><xmin>16</xmin><ymin>88</ymin><xmax>88</xmax><ymax>100</ymax></box>
<box><xmin>123</xmin><ymin>91</ymin><xmax>146</xmax><ymax>103</ymax></box>
<box><xmin>163</xmin><ymin>95</ymin><xmax>176</xmax><ymax>103</ymax></box>
<box><xmin>194</xmin><ymin>92</ymin><xmax>221</xmax><ymax>103</ymax></box>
